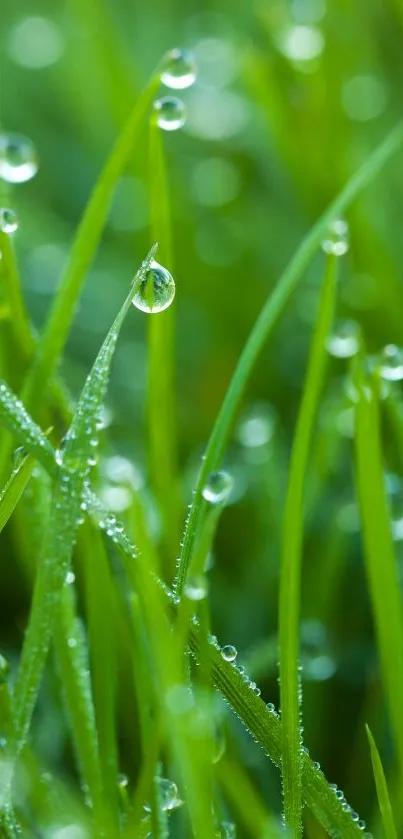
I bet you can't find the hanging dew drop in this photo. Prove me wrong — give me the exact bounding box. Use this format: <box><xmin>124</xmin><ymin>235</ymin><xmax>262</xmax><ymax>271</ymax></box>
<box><xmin>132</xmin><ymin>259</ymin><xmax>175</xmax><ymax>313</ymax></box>
<box><xmin>202</xmin><ymin>470</ymin><xmax>234</xmax><ymax>504</ymax></box>
<box><xmin>161</xmin><ymin>48</ymin><xmax>197</xmax><ymax>90</ymax></box>
<box><xmin>0</xmin><ymin>132</ymin><xmax>38</xmax><ymax>183</ymax></box>
<box><xmin>321</xmin><ymin>218</ymin><xmax>349</xmax><ymax>256</ymax></box>
<box><xmin>379</xmin><ymin>344</ymin><xmax>403</xmax><ymax>381</ymax></box>
<box><xmin>184</xmin><ymin>574</ymin><xmax>208</xmax><ymax>600</ymax></box>
<box><xmin>143</xmin><ymin>778</ymin><xmax>183</xmax><ymax>812</ymax></box>
<box><xmin>221</xmin><ymin>644</ymin><xmax>237</xmax><ymax>662</ymax></box>
<box><xmin>326</xmin><ymin>320</ymin><xmax>360</xmax><ymax>358</ymax></box>
<box><xmin>154</xmin><ymin>96</ymin><xmax>186</xmax><ymax>131</ymax></box>
<box><xmin>0</xmin><ymin>208</ymin><xmax>18</xmax><ymax>234</ymax></box>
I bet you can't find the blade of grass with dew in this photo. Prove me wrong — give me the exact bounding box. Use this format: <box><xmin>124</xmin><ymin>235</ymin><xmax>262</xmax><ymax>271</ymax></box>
<box><xmin>279</xmin><ymin>253</ymin><xmax>338</xmax><ymax>836</ymax></box>
<box><xmin>0</xmin><ymin>381</ymin><xmax>56</xmax><ymax>475</ymax></box>
<box><xmin>53</xmin><ymin>584</ymin><xmax>113</xmax><ymax>834</ymax></box>
<box><xmin>147</xmin><ymin>113</ymin><xmax>180</xmax><ymax>566</ymax></box>
<box><xmin>366</xmin><ymin>725</ymin><xmax>398</xmax><ymax>839</ymax></box>
<box><xmin>174</xmin><ymin>119</ymin><xmax>403</xmax><ymax>596</ymax></box>
<box><xmin>354</xmin><ymin>362</ymin><xmax>403</xmax><ymax>785</ymax></box>
<box><xmin>0</xmin><ymin>382</ymin><xmax>375</xmax><ymax>837</ymax></box>
<box><xmin>80</xmin><ymin>523</ymin><xmax>119</xmax><ymax>822</ymax></box>
<box><xmin>1</xmin><ymin>247</ymin><xmax>157</xmax><ymax>811</ymax></box>
<box><xmin>20</xmin><ymin>74</ymin><xmax>161</xmax><ymax>414</ymax></box>
<box><xmin>0</xmin><ymin>454</ymin><xmax>36</xmax><ymax>533</ymax></box>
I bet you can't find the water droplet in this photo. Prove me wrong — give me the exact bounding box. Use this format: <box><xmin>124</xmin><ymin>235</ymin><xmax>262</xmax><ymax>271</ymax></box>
<box><xmin>321</xmin><ymin>218</ymin><xmax>349</xmax><ymax>256</ymax></box>
<box><xmin>154</xmin><ymin>96</ymin><xmax>186</xmax><ymax>131</ymax></box>
<box><xmin>236</xmin><ymin>403</ymin><xmax>275</xmax><ymax>448</ymax></box>
<box><xmin>118</xmin><ymin>773</ymin><xmax>129</xmax><ymax>789</ymax></box>
<box><xmin>313</xmin><ymin>761</ymin><xmax>320</xmax><ymax>770</ymax></box>
<box><xmin>221</xmin><ymin>645</ymin><xmax>237</xmax><ymax>663</ymax></box>
<box><xmin>0</xmin><ymin>133</ymin><xmax>38</xmax><ymax>183</ymax></box>
<box><xmin>266</xmin><ymin>702</ymin><xmax>276</xmax><ymax>712</ymax></box>
<box><xmin>0</xmin><ymin>654</ymin><xmax>10</xmax><ymax>682</ymax></box>
<box><xmin>379</xmin><ymin>344</ymin><xmax>403</xmax><ymax>381</ymax></box>
<box><xmin>66</xmin><ymin>571</ymin><xmax>75</xmax><ymax>585</ymax></box>
<box><xmin>0</xmin><ymin>208</ymin><xmax>18</xmax><ymax>234</ymax></box>
<box><xmin>67</xmin><ymin>638</ymin><xmax>77</xmax><ymax>649</ymax></box>
<box><xmin>144</xmin><ymin>778</ymin><xmax>183</xmax><ymax>812</ymax></box>
<box><xmin>184</xmin><ymin>574</ymin><xmax>208</xmax><ymax>601</ymax></box>
<box><xmin>202</xmin><ymin>470</ymin><xmax>234</xmax><ymax>504</ymax></box>
<box><xmin>161</xmin><ymin>48</ymin><xmax>196</xmax><ymax>89</ymax></box>
<box><xmin>132</xmin><ymin>259</ymin><xmax>175</xmax><ymax>314</ymax></box>
<box><xmin>326</xmin><ymin>320</ymin><xmax>360</xmax><ymax>358</ymax></box>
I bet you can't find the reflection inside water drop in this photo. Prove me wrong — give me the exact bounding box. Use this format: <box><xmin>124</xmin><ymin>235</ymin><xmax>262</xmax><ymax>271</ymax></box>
<box><xmin>161</xmin><ymin>48</ymin><xmax>197</xmax><ymax>89</ymax></box>
<box><xmin>154</xmin><ymin>96</ymin><xmax>186</xmax><ymax>131</ymax></box>
<box><xmin>132</xmin><ymin>260</ymin><xmax>176</xmax><ymax>313</ymax></box>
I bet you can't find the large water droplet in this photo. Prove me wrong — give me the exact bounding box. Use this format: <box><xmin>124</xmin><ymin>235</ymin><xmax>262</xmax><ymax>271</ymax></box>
<box><xmin>0</xmin><ymin>654</ymin><xmax>10</xmax><ymax>682</ymax></box>
<box><xmin>0</xmin><ymin>208</ymin><xmax>18</xmax><ymax>234</ymax></box>
<box><xmin>184</xmin><ymin>574</ymin><xmax>208</xmax><ymax>601</ymax></box>
<box><xmin>144</xmin><ymin>778</ymin><xmax>183</xmax><ymax>812</ymax></box>
<box><xmin>161</xmin><ymin>48</ymin><xmax>197</xmax><ymax>89</ymax></box>
<box><xmin>0</xmin><ymin>133</ymin><xmax>38</xmax><ymax>183</ymax></box>
<box><xmin>379</xmin><ymin>344</ymin><xmax>403</xmax><ymax>381</ymax></box>
<box><xmin>132</xmin><ymin>260</ymin><xmax>175</xmax><ymax>314</ymax></box>
<box><xmin>221</xmin><ymin>644</ymin><xmax>237</xmax><ymax>662</ymax></box>
<box><xmin>154</xmin><ymin>96</ymin><xmax>186</xmax><ymax>131</ymax></box>
<box><xmin>326</xmin><ymin>320</ymin><xmax>360</xmax><ymax>358</ymax></box>
<box><xmin>202</xmin><ymin>470</ymin><xmax>234</xmax><ymax>504</ymax></box>
<box><xmin>321</xmin><ymin>218</ymin><xmax>349</xmax><ymax>256</ymax></box>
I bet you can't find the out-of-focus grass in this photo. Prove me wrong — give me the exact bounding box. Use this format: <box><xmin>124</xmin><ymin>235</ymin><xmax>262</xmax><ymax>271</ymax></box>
<box><xmin>1</xmin><ymin>1</ymin><xmax>403</xmax><ymax>836</ymax></box>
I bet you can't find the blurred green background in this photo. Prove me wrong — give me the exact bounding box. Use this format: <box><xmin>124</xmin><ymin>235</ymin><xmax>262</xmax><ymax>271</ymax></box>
<box><xmin>2</xmin><ymin>0</ymin><xmax>403</xmax><ymax>831</ymax></box>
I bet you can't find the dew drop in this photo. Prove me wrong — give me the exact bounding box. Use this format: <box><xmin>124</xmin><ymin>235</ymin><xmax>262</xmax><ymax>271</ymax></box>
<box><xmin>143</xmin><ymin>778</ymin><xmax>183</xmax><ymax>812</ymax></box>
<box><xmin>118</xmin><ymin>773</ymin><xmax>129</xmax><ymax>790</ymax></box>
<box><xmin>321</xmin><ymin>218</ymin><xmax>349</xmax><ymax>256</ymax></box>
<box><xmin>66</xmin><ymin>571</ymin><xmax>75</xmax><ymax>585</ymax></box>
<box><xmin>161</xmin><ymin>48</ymin><xmax>197</xmax><ymax>90</ymax></box>
<box><xmin>154</xmin><ymin>96</ymin><xmax>186</xmax><ymax>131</ymax></box>
<box><xmin>326</xmin><ymin>320</ymin><xmax>360</xmax><ymax>359</ymax></box>
<box><xmin>221</xmin><ymin>644</ymin><xmax>237</xmax><ymax>662</ymax></box>
<box><xmin>0</xmin><ymin>208</ymin><xmax>18</xmax><ymax>234</ymax></box>
<box><xmin>0</xmin><ymin>133</ymin><xmax>38</xmax><ymax>183</ymax></box>
<box><xmin>266</xmin><ymin>702</ymin><xmax>276</xmax><ymax>712</ymax></box>
<box><xmin>379</xmin><ymin>344</ymin><xmax>403</xmax><ymax>381</ymax></box>
<box><xmin>202</xmin><ymin>470</ymin><xmax>234</xmax><ymax>504</ymax></box>
<box><xmin>184</xmin><ymin>574</ymin><xmax>208</xmax><ymax>601</ymax></box>
<box><xmin>0</xmin><ymin>654</ymin><xmax>10</xmax><ymax>682</ymax></box>
<box><xmin>132</xmin><ymin>259</ymin><xmax>175</xmax><ymax>314</ymax></box>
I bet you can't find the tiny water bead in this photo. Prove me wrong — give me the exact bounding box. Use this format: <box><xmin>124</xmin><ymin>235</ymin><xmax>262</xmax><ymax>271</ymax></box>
<box><xmin>326</xmin><ymin>320</ymin><xmax>360</xmax><ymax>359</ymax></box>
<box><xmin>0</xmin><ymin>133</ymin><xmax>38</xmax><ymax>183</ymax></box>
<box><xmin>0</xmin><ymin>208</ymin><xmax>18</xmax><ymax>234</ymax></box>
<box><xmin>221</xmin><ymin>645</ymin><xmax>237</xmax><ymax>662</ymax></box>
<box><xmin>132</xmin><ymin>260</ymin><xmax>175</xmax><ymax>314</ymax></box>
<box><xmin>379</xmin><ymin>344</ymin><xmax>403</xmax><ymax>381</ymax></box>
<box><xmin>321</xmin><ymin>218</ymin><xmax>349</xmax><ymax>256</ymax></box>
<box><xmin>202</xmin><ymin>470</ymin><xmax>234</xmax><ymax>504</ymax></box>
<box><xmin>154</xmin><ymin>96</ymin><xmax>186</xmax><ymax>131</ymax></box>
<box><xmin>161</xmin><ymin>48</ymin><xmax>197</xmax><ymax>89</ymax></box>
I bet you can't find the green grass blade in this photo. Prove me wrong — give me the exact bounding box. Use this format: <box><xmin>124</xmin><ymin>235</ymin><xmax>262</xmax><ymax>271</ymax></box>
<box><xmin>147</xmin><ymin>115</ymin><xmax>180</xmax><ymax>566</ymax></box>
<box><xmin>0</xmin><ymin>381</ymin><xmax>55</xmax><ymax>475</ymax></box>
<box><xmin>175</xmin><ymin>119</ymin><xmax>403</xmax><ymax>595</ymax></box>
<box><xmin>53</xmin><ymin>585</ymin><xmax>109</xmax><ymax>835</ymax></box>
<box><xmin>366</xmin><ymin>725</ymin><xmax>397</xmax><ymax>839</ymax></box>
<box><xmin>354</xmin><ymin>362</ymin><xmax>403</xmax><ymax>784</ymax></box>
<box><xmin>0</xmin><ymin>230</ymin><xmax>34</xmax><ymax>362</ymax></box>
<box><xmin>80</xmin><ymin>524</ymin><xmax>119</xmax><ymax>824</ymax></box>
<box><xmin>2</xmin><ymin>248</ymin><xmax>156</xmax><ymax>807</ymax></box>
<box><xmin>279</xmin><ymin>254</ymin><xmax>338</xmax><ymax>836</ymax></box>
<box><xmin>22</xmin><ymin>77</ymin><xmax>161</xmax><ymax>411</ymax></box>
<box><xmin>0</xmin><ymin>455</ymin><xmax>36</xmax><ymax>533</ymax></box>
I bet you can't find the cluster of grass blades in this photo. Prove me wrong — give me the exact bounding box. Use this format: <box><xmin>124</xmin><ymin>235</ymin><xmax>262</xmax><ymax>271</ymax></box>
<box><xmin>1</xmin><ymin>42</ymin><xmax>403</xmax><ymax>839</ymax></box>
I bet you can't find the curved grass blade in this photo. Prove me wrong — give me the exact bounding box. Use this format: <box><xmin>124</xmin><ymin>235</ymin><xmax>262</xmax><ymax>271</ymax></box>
<box><xmin>175</xmin><ymin>119</ymin><xmax>403</xmax><ymax>595</ymax></box>
<box><xmin>0</xmin><ymin>230</ymin><xmax>34</xmax><ymax>362</ymax></box>
<box><xmin>1</xmin><ymin>247</ymin><xmax>157</xmax><ymax>809</ymax></box>
<box><xmin>353</xmin><ymin>362</ymin><xmax>403</xmax><ymax>785</ymax></box>
<box><xmin>0</xmin><ymin>454</ymin><xmax>36</xmax><ymax>533</ymax></box>
<box><xmin>279</xmin><ymin>254</ymin><xmax>338</xmax><ymax>836</ymax></box>
<box><xmin>366</xmin><ymin>725</ymin><xmax>397</xmax><ymax>839</ymax></box>
<box><xmin>22</xmin><ymin>75</ymin><xmax>161</xmax><ymax>412</ymax></box>
<box><xmin>147</xmin><ymin>115</ymin><xmax>180</xmax><ymax>565</ymax></box>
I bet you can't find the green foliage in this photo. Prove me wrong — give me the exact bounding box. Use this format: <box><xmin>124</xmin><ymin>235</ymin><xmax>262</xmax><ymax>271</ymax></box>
<box><xmin>1</xmin><ymin>3</ymin><xmax>403</xmax><ymax>838</ymax></box>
